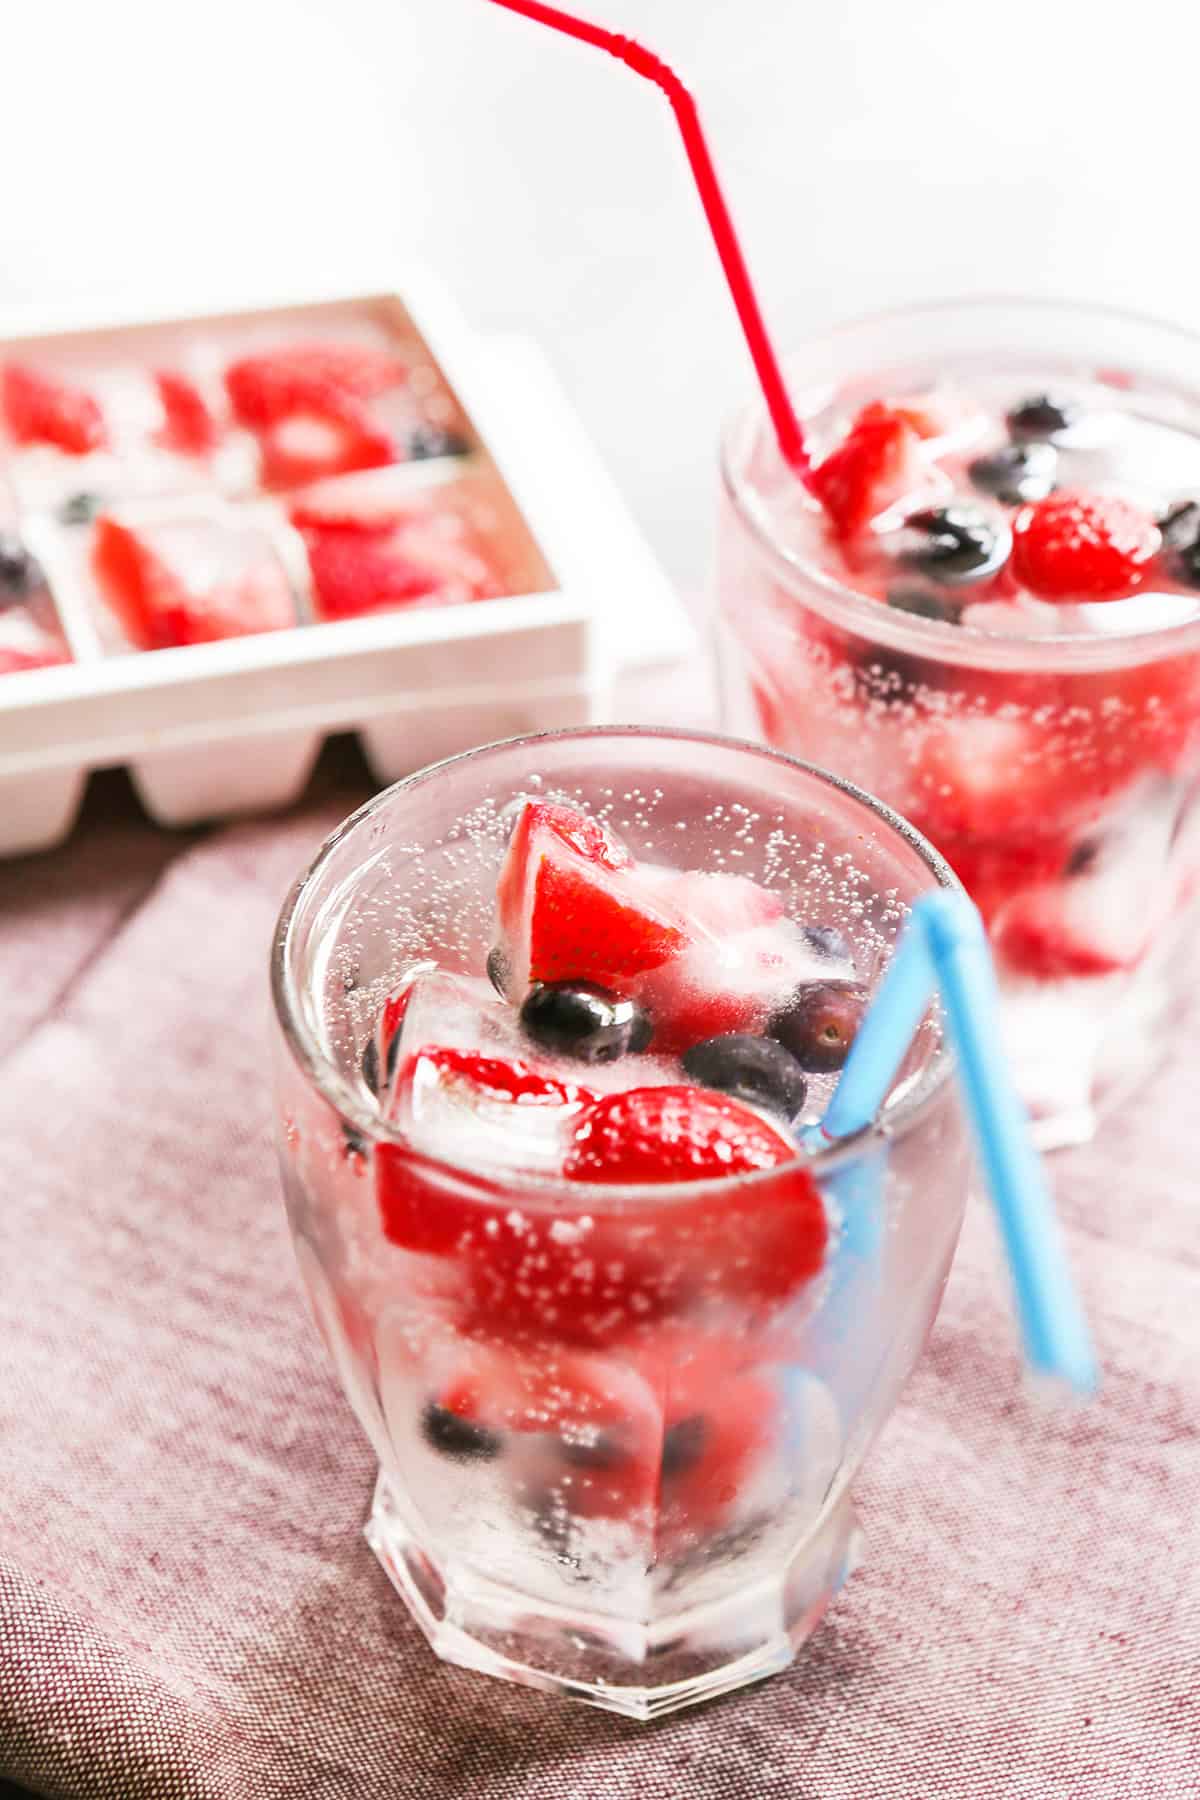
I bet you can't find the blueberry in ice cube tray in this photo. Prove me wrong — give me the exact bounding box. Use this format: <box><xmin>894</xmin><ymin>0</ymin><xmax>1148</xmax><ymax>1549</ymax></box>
<box><xmin>405</xmin><ymin>424</ymin><xmax>470</xmax><ymax>461</ymax></box>
<box><xmin>519</xmin><ymin>981</ymin><xmax>652</xmax><ymax>1063</ymax></box>
<box><xmin>897</xmin><ymin>505</ymin><xmax>1010</xmax><ymax>586</ymax></box>
<box><xmin>886</xmin><ymin>586</ymin><xmax>965</xmax><ymax>625</ymax></box>
<box><xmin>57</xmin><ymin>490</ymin><xmax>102</xmax><ymax>526</ymax></box>
<box><xmin>421</xmin><ymin>1403</ymin><xmax>503</xmax><ymax>1463</ymax></box>
<box><xmin>1005</xmin><ymin>394</ymin><xmax>1080</xmax><ymax>443</ymax></box>
<box><xmin>681</xmin><ymin>1032</ymin><xmax>807</xmax><ymax>1123</ymax></box>
<box><xmin>771</xmin><ymin>981</ymin><xmax>869</xmax><ymax>1073</ymax></box>
<box><xmin>968</xmin><ymin>441</ymin><xmax>1059</xmax><ymax>506</ymax></box>
<box><xmin>0</xmin><ymin>533</ymin><xmax>44</xmax><ymax>604</ymax></box>
<box><xmin>1159</xmin><ymin>500</ymin><xmax>1200</xmax><ymax>588</ymax></box>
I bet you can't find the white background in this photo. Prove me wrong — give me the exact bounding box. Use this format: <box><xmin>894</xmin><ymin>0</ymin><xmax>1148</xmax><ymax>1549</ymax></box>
<box><xmin>5</xmin><ymin>0</ymin><xmax>1199</xmax><ymax>596</ymax></box>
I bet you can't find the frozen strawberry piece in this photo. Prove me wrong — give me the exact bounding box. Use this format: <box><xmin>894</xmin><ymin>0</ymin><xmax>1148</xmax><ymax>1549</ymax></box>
<box><xmin>1011</xmin><ymin>488</ymin><xmax>1161</xmax><ymax>601</ymax></box>
<box><xmin>992</xmin><ymin>783</ymin><xmax>1180</xmax><ymax>977</ymax></box>
<box><xmin>300</xmin><ymin>515</ymin><xmax>497</xmax><ymax>621</ymax></box>
<box><xmin>154</xmin><ymin>369</ymin><xmax>220</xmax><ymax>455</ymax></box>
<box><xmin>2</xmin><ymin>362</ymin><xmax>107</xmax><ymax>455</ymax></box>
<box><xmin>256</xmin><ymin>408</ymin><xmax>395</xmax><ymax>491</ymax></box>
<box><xmin>634</xmin><ymin>866</ymin><xmax>847</xmax><ymax>1054</ymax></box>
<box><xmin>563</xmin><ymin>1084</ymin><xmax>795</xmax><ymax>1184</ymax></box>
<box><xmin>224</xmin><ymin>342</ymin><xmax>405</xmax><ymax>430</ymax></box>
<box><xmin>90</xmin><ymin>515</ymin><xmax>296</xmax><ymax>650</ymax></box>
<box><xmin>407</xmin><ymin>1045</ymin><xmax>596</xmax><ymax>1111</ymax></box>
<box><xmin>496</xmin><ymin>799</ymin><xmax>684</xmax><ymax>994</ymax></box>
<box><xmin>496</xmin><ymin>801</ymin><xmax>844</xmax><ymax>1053</ymax></box>
<box><xmin>810</xmin><ymin>401</ymin><xmax>927</xmax><ymax>538</ymax></box>
<box><xmin>993</xmin><ymin>880</ymin><xmax>1152</xmax><ymax>977</ymax></box>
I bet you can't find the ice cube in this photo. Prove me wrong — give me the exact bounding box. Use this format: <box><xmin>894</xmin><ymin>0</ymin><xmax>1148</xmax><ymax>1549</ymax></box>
<box><xmin>382</xmin><ymin>969</ymin><xmax>677</xmax><ymax>1179</ymax></box>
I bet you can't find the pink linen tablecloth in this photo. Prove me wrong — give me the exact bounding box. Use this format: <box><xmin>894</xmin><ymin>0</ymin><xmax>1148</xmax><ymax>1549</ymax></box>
<box><xmin>1</xmin><ymin>700</ymin><xmax>1198</xmax><ymax>1799</ymax></box>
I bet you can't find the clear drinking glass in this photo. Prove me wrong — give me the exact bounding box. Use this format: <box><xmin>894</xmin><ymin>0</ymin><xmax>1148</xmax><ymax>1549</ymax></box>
<box><xmin>271</xmin><ymin>727</ymin><xmax>970</xmax><ymax>1718</ymax></box>
<box><xmin>718</xmin><ymin>300</ymin><xmax>1200</xmax><ymax>1148</ymax></box>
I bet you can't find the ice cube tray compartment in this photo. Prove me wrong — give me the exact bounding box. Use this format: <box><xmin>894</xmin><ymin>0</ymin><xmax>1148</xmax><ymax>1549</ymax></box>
<box><xmin>0</xmin><ymin>275</ymin><xmax>688</xmax><ymax>857</ymax></box>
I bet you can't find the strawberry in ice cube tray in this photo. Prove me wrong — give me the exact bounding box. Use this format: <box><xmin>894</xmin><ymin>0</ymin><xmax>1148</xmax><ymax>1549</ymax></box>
<box><xmin>155</xmin><ymin>370</ymin><xmax>221</xmax><ymax>457</ymax></box>
<box><xmin>2</xmin><ymin>362</ymin><xmax>108</xmax><ymax>456</ymax></box>
<box><xmin>290</xmin><ymin>473</ymin><xmax>502</xmax><ymax>621</ymax></box>
<box><xmin>369</xmin><ymin>801</ymin><xmax>875</xmax><ymax>1341</ymax></box>
<box><xmin>90</xmin><ymin>513</ymin><xmax>296</xmax><ymax>651</ymax></box>
<box><xmin>223</xmin><ymin>341</ymin><xmax>467</xmax><ymax>491</ymax></box>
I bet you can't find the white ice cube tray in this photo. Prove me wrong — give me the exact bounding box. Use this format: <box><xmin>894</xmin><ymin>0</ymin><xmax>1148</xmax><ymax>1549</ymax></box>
<box><xmin>0</xmin><ymin>273</ymin><xmax>691</xmax><ymax>857</ymax></box>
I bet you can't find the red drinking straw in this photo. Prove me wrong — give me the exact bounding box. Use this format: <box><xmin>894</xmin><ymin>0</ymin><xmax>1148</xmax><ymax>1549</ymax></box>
<box><xmin>485</xmin><ymin>0</ymin><xmax>813</xmax><ymax>483</ymax></box>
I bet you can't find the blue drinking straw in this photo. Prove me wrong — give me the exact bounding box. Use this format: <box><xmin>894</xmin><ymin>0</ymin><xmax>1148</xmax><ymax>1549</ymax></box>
<box><xmin>816</xmin><ymin>889</ymin><xmax>1097</xmax><ymax>1399</ymax></box>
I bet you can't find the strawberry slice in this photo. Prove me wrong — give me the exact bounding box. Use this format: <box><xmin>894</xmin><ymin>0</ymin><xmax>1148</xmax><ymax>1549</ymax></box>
<box><xmin>256</xmin><ymin>407</ymin><xmax>395</xmax><ymax>491</ymax></box>
<box><xmin>810</xmin><ymin>401</ymin><xmax>926</xmax><ymax>538</ymax></box>
<box><xmin>1011</xmin><ymin>489</ymin><xmax>1161</xmax><ymax>601</ymax></box>
<box><xmin>564</xmin><ymin>1084</ymin><xmax>797</xmax><ymax>1184</ymax></box>
<box><xmin>404</xmin><ymin>1046</ymin><xmax>595</xmax><ymax>1108</ymax></box>
<box><xmin>224</xmin><ymin>342</ymin><xmax>405</xmax><ymax>430</ymax></box>
<box><xmin>2</xmin><ymin>362</ymin><xmax>107</xmax><ymax>455</ymax></box>
<box><xmin>155</xmin><ymin>369</ymin><xmax>219</xmax><ymax>455</ymax></box>
<box><xmin>993</xmin><ymin>879</ymin><xmax>1153</xmax><ymax>977</ymax></box>
<box><xmin>300</xmin><ymin>515</ymin><xmax>497</xmax><ymax>620</ymax></box>
<box><xmin>496</xmin><ymin>800</ymin><xmax>683</xmax><ymax>994</ymax></box>
<box><xmin>90</xmin><ymin>515</ymin><xmax>295</xmax><ymax>650</ymax></box>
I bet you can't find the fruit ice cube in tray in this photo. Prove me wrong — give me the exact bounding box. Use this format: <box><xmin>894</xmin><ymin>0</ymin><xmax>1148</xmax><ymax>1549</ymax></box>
<box><xmin>0</xmin><ymin>277</ymin><xmax>691</xmax><ymax>857</ymax></box>
<box><xmin>0</xmin><ymin>531</ymin><xmax>71</xmax><ymax>675</ymax></box>
<box><xmin>0</xmin><ymin>305</ymin><xmax>478</xmax><ymax>520</ymax></box>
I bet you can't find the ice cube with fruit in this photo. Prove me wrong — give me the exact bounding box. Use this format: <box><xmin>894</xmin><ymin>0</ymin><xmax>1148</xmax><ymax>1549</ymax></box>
<box><xmin>0</xmin><ymin>531</ymin><xmax>71</xmax><ymax>676</ymax></box>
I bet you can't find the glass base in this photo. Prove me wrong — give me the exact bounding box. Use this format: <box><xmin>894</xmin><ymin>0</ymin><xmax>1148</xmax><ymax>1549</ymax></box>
<box><xmin>365</xmin><ymin>1471</ymin><xmax>861</xmax><ymax>1720</ymax></box>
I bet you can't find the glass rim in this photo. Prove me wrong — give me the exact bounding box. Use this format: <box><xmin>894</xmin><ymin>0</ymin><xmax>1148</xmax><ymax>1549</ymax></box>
<box><xmin>720</xmin><ymin>292</ymin><xmax>1200</xmax><ymax>672</ymax></box>
<box><xmin>271</xmin><ymin>725</ymin><xmax>963</xmax><ymax>1200</ymax></box>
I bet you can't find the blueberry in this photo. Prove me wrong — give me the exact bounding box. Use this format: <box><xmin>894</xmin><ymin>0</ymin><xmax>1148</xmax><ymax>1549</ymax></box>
<box><xmin>486</xmin><ymin>944</ymin><xmax>510</xmax><ymax>998</ymax></box>
<box><xmin>520</xmin><ymin>981</ymin><xmax>651</xmax><ymax>1063</ymax></box>
<box><xmin>897</xmin><ymin>506</ymin><xmax>1010</xmax><ymax>586</ymax></box>
<box><xmin>421</xmin><ymin>1402</ymin><xmax>503</xmax><ymax>1463</ymax></box>
<box><xmin>58</xmin><ymin>491</ymin><xmax>101</xmax><ymax>526</ymax></box>
<box><xmin>1159</xmin><ymin>501</ymin><xmax>1200</xmax><ymax>588</ymax></box>
<box><xmin>406</xmin><ymin>424</ymin><xmax>470</xmax><ymax>461</ymax></box>
<box><xmin>886</xmin><ymin>586</ymin><xmax>964</xmax><ymax>625</ymax></box>
<box><xmin>661</xmin><ymin>1415</ymin><xmax>708</xmax><ymax>1479</ymax></box>
<box><xmin>1006</xmin><ymin>394</ymin><xmax>1079</xmax><ymax>443</ymax></box>
<box><xmin>0</xmin><ymin>533</ymin><xmax>44</xmax><ymax>604</ymax></box>
<box><xmin>968</xmin><ymin>441</ymin><xmax>1058</xmax><ymax>506</ymax></box>
<box><xmin>799</xmin><ymin>924</ymin><xmax>854</xmax><ymax>964</ymax></box>
<box><xmin>770</xmin><ymin>981</ymin><xmax>869</xmax><ymax>1073</ymax></box>
<box><xmin>681</xmin><ymin>1032</ymin><xmax>807</xmax><ymax>1122</ymax></box>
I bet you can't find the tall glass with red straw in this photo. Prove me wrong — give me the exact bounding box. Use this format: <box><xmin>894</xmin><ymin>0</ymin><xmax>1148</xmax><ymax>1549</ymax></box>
<box><xmin>490</xmin><ymin>3</ymin><xmax>1200</xmax><ymax>1151</ymax></box>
